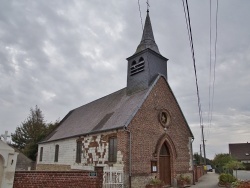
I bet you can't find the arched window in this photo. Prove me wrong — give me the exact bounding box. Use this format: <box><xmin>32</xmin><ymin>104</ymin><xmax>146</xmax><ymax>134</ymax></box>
<box><xmin>130</xmin><ymin>57</ymin><xmax>145</xmax><ymax>76</ymax></box>
<box><xmin>76</xmin><ymin>141</ymin><xmax>82</xmax><ymax>163</ymax></box>
<box><xmin>139</xmin><ymin>57</ymin><xmax>144</xmax><ymax>62</ymax></box>
<box><xmin>108</xmin><ymin>137</ymin><xmax>117</xmax><ymax>162</ymax></box>
<box><xmin>54</xmin><ymin>144</ymin><xmax>59</xmax><ymax>162</ymax></box>
<box><xmin>160</xmin><ymin>143</ymin><xmax>170</xmax><ymax>156</ymax></box>
<box><xmin>39</xmin><ymin>147</ymin><xmax>43</xmax><ymax>162</ymax></box>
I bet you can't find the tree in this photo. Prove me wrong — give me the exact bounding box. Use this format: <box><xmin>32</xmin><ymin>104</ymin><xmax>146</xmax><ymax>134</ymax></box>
<box><xmin>213</xmin><ymin>153</ymin><xmax>234</xmax><ymax>174</ymax></box>
<box><xmin>224</xmin><ymin>160</ymin><xmax>245</xmax><ymax>178</ymax></box>
<box><xmin>193</xmin><ymin>152</ymin><xmax>213</xmax><ymax>166</ymax></box>
<box><xmin>11</xmin><ymin>106</ymin><xmax>59</xmax><ymax>160</ymax></box>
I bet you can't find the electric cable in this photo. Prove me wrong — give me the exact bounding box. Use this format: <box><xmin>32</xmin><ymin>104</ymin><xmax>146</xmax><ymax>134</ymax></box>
<box><xmin>138</xmin><ymin>0</ymin><xmax>144</xmax><ymax>31</ymax></box>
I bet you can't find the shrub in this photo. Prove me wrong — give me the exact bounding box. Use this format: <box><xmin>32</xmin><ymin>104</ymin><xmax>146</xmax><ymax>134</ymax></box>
<box><xmin>219</xmin><ymin>173</ymin><xmax>237</xmax><ymax>184</ymax></box>
<box><xmin>147</xmin><ymin>178</ymin><xmax>163</xmax><ymax>185</ymax></box>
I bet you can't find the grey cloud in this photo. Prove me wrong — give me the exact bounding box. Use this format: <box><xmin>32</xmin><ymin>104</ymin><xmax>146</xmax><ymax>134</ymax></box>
<box><xmin>0</xmin><ymin>0</ymin><xmax>250</xmax><ymax>159</ymax></box>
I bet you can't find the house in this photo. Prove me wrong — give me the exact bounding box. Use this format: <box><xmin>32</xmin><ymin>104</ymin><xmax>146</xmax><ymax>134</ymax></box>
<box><xmin>0</xmin><ymin>140</ymin><xmax>18</xmax><ymax>188</ymax></box>
<box><xmin>229</xmin><ymin>142</ymin><xmax>250</xmax><ymax>169</ymax></box>
<box><xmin>14</xmin><ymin>148</ymin><xmax>36</xmax><ymax>171</ymax></box>
<box><xmin>37</xmin><ymin>10</ymin><xmax>194</xmax><ymax>187</ymax></box>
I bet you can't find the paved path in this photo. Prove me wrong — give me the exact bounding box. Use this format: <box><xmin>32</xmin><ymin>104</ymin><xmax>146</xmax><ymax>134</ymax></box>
<box><xmin>190</xmin><ymin>171</ymin><xmax>219</xmax><ymax>188</ymax></box>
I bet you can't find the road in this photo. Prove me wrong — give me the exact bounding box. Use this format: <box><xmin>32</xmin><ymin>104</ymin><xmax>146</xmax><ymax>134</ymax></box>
<box><xmin>190</xmin><ymin>171</ymin><xmax>219</xmax><ymax>188</ymax></box>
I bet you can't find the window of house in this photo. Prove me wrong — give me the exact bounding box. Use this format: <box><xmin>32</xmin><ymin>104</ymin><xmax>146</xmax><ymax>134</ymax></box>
<box><xmin>76</xmin><ymin>141</ymin><xmax>82</xmax><ymax>163</ymax></box>
<box><xmin>109</xmin><ymin>137</ymin><xmax>117</xmax><ymax>162</ymax></box>
<box><xmin>39</xmin><ymin>147</ymin><xmax>43</xmax><ymax>162</ymax></box>
<box><xmin>130</xmin><ymin>57</ymin><xmax>145</xmax><ymax>76</ymax></box>
<box><xmin>54</xmin><ymin>144</ymin><xmax>59</xmax><ymax>162</ymax></box>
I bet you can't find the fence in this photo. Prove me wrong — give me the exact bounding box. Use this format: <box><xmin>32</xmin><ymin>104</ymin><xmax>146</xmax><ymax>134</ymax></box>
<box><xmin>103</xmin><ymin>167</ymin><xmax>124</xmax><ymax>188</ymax></box>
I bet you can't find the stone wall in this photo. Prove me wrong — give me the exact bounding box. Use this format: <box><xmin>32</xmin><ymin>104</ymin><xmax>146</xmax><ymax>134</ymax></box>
<box><xmin>13</xmin><ymin>167</ymin><xmax>103</xmax><ymax>188</ymax></box>
<box><xmin>36</xmin><ymin>164</ymin><xmax>71</xmax><ymax>171</ymax></box>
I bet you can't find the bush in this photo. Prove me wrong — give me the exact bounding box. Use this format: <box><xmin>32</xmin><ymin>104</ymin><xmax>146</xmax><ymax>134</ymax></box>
<box><xmin>147</xmin><ymin>178</ymin><xmax>163</xmax><ymax>185</ymax></box>
<box><xmin>219</xmin><ymin>173</ymin><xmax>237</xmax><ymax>184</ymax></box>
<box><xmin>232</xmin><ymin>180</ymin><xmax>250</xmax><ymax>188</ymax></box>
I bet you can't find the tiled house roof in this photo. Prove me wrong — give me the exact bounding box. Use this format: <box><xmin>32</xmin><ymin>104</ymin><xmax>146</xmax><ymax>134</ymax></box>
<box><xmin>229</xmin><ymin>143</ymin><xmax>250</xmax><ymax>161</ymax></box>
<box><xmin>42</xmin><ymin>84</ymin><xmax>152</xmax><ymax>143</ymax></box>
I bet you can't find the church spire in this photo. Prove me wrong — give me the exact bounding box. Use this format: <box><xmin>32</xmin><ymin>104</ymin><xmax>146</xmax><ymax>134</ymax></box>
<box><xmin>135</xmin><ymin>10</ymin><xmax>160</xmax><ymax>54</ymax></box>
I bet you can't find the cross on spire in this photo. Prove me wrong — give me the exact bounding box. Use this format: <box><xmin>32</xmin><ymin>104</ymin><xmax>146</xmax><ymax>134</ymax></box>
<box><xmin>146</xmin><ymin>0</ymin><xmax>150</xmax><ymax>12</ymax></box>
<box><xmin>1</xmin><ymin>131</ymin><xmax>10</xmax><ymax>143</ymax></box>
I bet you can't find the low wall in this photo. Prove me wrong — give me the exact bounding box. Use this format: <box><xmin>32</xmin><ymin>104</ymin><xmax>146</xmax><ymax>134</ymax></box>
<box><xmin>233</xmin><ymin>170</ymin><xmax>250</xmax><ymax>180</ymax></box>
<box><xmin>13</xmin><ymin>167</ymin><xmax>103</xmax><ymax>188</ymax></box>
<box><xmin>194</xmin><ymin>165</ymin><xmax>205</xmax><ymax>182</ymax></box>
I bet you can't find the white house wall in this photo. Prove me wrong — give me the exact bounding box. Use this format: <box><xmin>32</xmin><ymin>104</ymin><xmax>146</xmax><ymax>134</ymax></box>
<box><xmin>37</xmin><ymin>138</ymin><xmax>76</xmax><ymax>165</ymax></box>
<box><xmin>37</xmin><ymin>132</ymin><xmax>124</xmax><ymax>171</ymax></box>
<box><xmin>0</xmin><ymin>140</ymin><xmax>18</xmax><ymax>188</ymax></box>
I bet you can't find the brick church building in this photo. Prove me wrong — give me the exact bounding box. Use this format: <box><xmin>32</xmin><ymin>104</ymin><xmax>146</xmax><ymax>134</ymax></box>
<box><xmin>37</xmin><ymin>10</ymin><xmax>194</xmax><ymax>187</ymax></box>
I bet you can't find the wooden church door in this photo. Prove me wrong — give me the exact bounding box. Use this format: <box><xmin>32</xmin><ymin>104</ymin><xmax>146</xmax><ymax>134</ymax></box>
<box><xmin>159</xmin><ymin>143</ymin><xmax>171</xmax><ymax>185</ymax></box>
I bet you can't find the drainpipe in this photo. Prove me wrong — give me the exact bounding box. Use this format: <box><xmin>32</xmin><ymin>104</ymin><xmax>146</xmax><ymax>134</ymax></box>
<box><xmin>124</xmin><ymin>127</ymin><xmax>132</xmax><ymax>188</ymax></box>
<box><xmin>191</xmin><ymin>137</ymin><xmax>195</xmax><ymax>185</ymax></box>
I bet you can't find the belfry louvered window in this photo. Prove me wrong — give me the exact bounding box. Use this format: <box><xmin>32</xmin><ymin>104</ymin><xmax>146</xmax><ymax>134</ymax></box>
<box><xmin>130</xmin><ymin>57</ymin><xmax>145</xmax><ymax>76</ymax></box>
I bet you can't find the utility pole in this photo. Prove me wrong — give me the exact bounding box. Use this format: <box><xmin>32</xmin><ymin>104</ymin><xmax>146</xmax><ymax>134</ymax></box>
<box><xmin>201</xmin><ymin>125</ymin><xmax>206</xmax><ymax>165</ymax></box>
<box><xmin>199</xmin><ymin>144</ymin><xmax>202</xmax><ymax>164</ymax></box>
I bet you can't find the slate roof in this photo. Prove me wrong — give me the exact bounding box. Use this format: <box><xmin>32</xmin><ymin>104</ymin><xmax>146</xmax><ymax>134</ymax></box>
<box><xmin>43</xmin><ymin>86</ymin><xmax>151</xmax><ymax>143</ymax></box>
<box><xmin>42</xmin><ymin>75</ymin><xmax>193</xmax><ymax>143</ymax></box>
<box><xmin>135</xmin><ymin>10</ymin><xmax>160</xmax><ymax>54</ymax></box>
<box><xmin>229</xmin><ymin>143</ymin><xmax>250</xmax><ymax>161</ymax></box>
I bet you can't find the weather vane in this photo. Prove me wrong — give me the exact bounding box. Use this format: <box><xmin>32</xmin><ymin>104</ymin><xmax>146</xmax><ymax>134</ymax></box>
<box><xmin>146</xmin><ymin>0</ymin><xmax>150</xmax><ymax>12</ymax></box>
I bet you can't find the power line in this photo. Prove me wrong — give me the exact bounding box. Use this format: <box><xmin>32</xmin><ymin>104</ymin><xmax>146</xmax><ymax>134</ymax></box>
<box><xmin>182</xmin><ymin>0</ymin><xmax>205</xmax><ymax>163</ymax></box>
<box><xmin>137</xmin><ymin>0</ymin><xmax>144</xmax><ymax>31</ymax></box>
<box><xmin>182</xmin><ymin>0</ymin><xmax>203</xmax><ymax>127</ymax></box>
<box><xmin>208</xmin><ymin>0</ymin><xmax>212</xmax><ymax>126</ymax></box>
<box><xmin>210</xmin><ymin>0</ymin><xmax>219</xmax><ymax>127</ymax></box>
<box><xmin>207</xmin><ymin>0</ymin><xmax>219</xmax><ymax>135</ymax></box>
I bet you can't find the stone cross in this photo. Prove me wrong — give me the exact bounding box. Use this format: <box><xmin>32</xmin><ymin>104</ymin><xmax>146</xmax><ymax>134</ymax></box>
<box><xmin>1</xmin><ymin>131</ymin><xmax>10</xmax><ymax>142</ymax></box>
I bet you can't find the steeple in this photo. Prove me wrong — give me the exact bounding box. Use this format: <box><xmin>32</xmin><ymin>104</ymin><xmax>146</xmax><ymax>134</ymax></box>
<box><xmin>135</xmin><ymin>10</ymin><xmax>160</xmax><ymax>54</ymax></box>
<box><xmin>126</xmin><ymin>10</ymin><xmax>168</xmax><ymax>95</ymax></box>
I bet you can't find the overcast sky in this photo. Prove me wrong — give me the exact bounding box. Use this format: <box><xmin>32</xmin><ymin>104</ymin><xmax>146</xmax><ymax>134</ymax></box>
<box><xmin>0</xmin><ymin>0</ymin><xmax>249</xmax><ymax>159</ymax></box>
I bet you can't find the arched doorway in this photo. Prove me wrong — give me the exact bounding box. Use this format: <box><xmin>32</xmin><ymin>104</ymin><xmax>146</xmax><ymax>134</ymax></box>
<box><xmin>0</xmin><ymin>155</ymin><xmax>4</xmax><ymax>187</ymax></box>
<box><xmin>159</xmin><ymin>143</ymin><xmax>171</xmax><ymax>185</ymax></box>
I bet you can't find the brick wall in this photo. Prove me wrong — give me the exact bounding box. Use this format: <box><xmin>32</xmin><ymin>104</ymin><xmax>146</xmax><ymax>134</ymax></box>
<box><xmin>13</xmin><ymin>167</ymin><xmax>103</xmax><ymax>188</ymax></box>
<box><xmin>124</xmin><ymin>76</ymin><xmax>194</xmax><ymax>187</ymax></box>
<box><xmin>194</xmin><ymin>165</ymin><xmax>205</xmax><ymax>182</ymax></box>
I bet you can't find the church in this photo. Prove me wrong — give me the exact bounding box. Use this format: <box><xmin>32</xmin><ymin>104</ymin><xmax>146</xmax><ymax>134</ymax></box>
<box><xmin>37</xmin><ymin>10</ymin><xmax>194</xmax><ymax>187</ymax></box>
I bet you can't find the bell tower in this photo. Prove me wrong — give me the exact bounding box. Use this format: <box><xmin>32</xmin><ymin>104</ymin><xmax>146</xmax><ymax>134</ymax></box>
<box><xmin>126</xmin><ymin>10</ymin><xmax>168</xmax><ymax>95</ymax></box>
